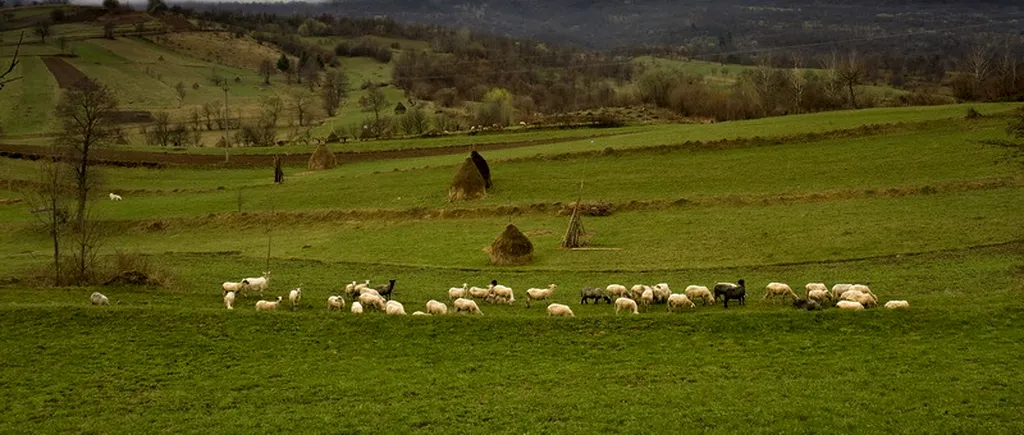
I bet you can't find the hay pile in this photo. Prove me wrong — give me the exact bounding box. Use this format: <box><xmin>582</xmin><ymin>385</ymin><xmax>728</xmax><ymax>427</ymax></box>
<box><xmin>448</xmin><ymin>157</ymin><xmax>487</xmax><ymax>201</ymax></box>
<box><xmin>470</xmin><ymin>150</ymin><xmax>492</xmax><ymax>188</ymax></box>
<box><xmin>308</xmin><ymin>143</ymin><xmax>337</xmax><ymax>170</ymax></box>
<box><xmin>561</xmin><ymin>204</ymin><xmax>586</xmax><ymax>248</ymax></box>
<box><xmin>489</xmin><ymin>224</ymin><xmax>534</xmax><ymax>265</ymax></box>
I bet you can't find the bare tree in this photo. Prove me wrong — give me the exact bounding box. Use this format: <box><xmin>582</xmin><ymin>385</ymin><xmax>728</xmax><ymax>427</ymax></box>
<box><xmin>259</xmin><ymin>59</ymin><xmax>275</xmax><ymax>85</ymax></box>
<box><xmin>28</xmin><ymin>148</ymin><xmax>71</xmax><ymax>285</ymax></box>
<box><xmin>0</xmin><ymin>32</ymin><xmax>23</xmax><ymax>91</ymax></box>
<box><xmin>321</xmin><ymin>70</ymin><xmax>349</xmax><ymax>116</ymax></box>
<box><xmin>837</xmin><ymin>51</ymin><xmax>865</xmax><ymax>109</ymax></box>
<box><xmin>54</xmin><ymin>78</ymin><xmax>119</xmax><ymax>284</ymax></box>
<box><xmin>174</xmin><ymin>81</ymin><xmax>186</xmax><ymax>107</ymax></box>
<box><xmin>34</xmin><ymin>19</ymin><xmax>52</xmax><ymax>43</ymax></box>
<box><xmin>790</xmin><ymin>53</ymin><xmax>806</xmax><ymax>113</ymax></box>
<box><xmin>962</xmin><ymin>44</ymin><xmax>993</xmax><ymax>99</ymax></box>
<box><xmin>301</xmin><ymin>60</ymin><xmax>321</xmax><ymax>91</ymax></box>
<box><xmin>820</xmin><ymin>50</ymin><xmax>844</xmax><ymax>108</ymax></box>
<box><xmin>260</xmin><ymin>95</ymin><xmax>283</xmax><ymax>127</ymax></box>
<box><xmin>359</xmin><ymin>84</ymin><xmax>388</xmax><ymax>133</ymax></box>
<box><xmin>292</xmin><ymin>91</ymin><xmax>315</xmax><ymax>127</ymax></box>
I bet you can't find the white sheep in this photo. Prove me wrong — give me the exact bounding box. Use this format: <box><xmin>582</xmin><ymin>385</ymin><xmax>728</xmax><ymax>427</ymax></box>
<box><xmin>351</xmin><ymin>301</ymin><xmax>363</xmax><ymax>314</ymax></box>
<box><xmin>360</xmin><ymin>288</ymin><xmax>381</xmax><ymax>297</ymax></box>
<box><xmin>884</xmin><ymin>300</ymin><xmax>910</xmax><ymax>309</ymax></box>
<box><xmin>666</xmin><ymin>293</ymin><xmax>696</xmax><ymax>312</ymax></box>
<box><xmin>327</xmin><ymin>295</ymin><xmax>345</xmax><ymax>311</ymax></box>
<box><xmin>606</xmin><ymin>284</ymin><xmax>629</xmax><ymax>299</ymax></box>
<box><xmin>224</xmin><ymin>291</ymin><xmax>236</xmax><ymax>310</ymax></box>
<box><xmin>288</xmin><ymin>288</ymin><xmax>302</xmax><ymax>310</ymax></box>
<box><xmin>90</xmin><ymin>292</ymin><xmax>109</xmax><ymax>306</ymax></box>
<box><xmin>805</xmin><ymin>283</ymin><xmax>827</xmax><ymax>295</ymax></box>
<box><xmin>525</xmin><ymin>284</ymin><xmax>557</xmax><ymax>307</ymax></box>
<box><xmin>358</xmin><ymin>293</ymin><xmax>386</xmax><ymax>312</ymax></box>
<box><xmin>385</xmin><ymin>300</ymin><xmax>407</xmax><ymax>315</ymax></box>
<box><xmin>222</xmin><ymin>281</ymin><xmax>244</xmax><ymax>294</ymax></box>
<box><xmin>831</xmin><ymin>284</ymin><xmax>853</xmax><ymax>300</ymax></box>
<box><xmin>546</xmin><ymin>303</ymin><xmax>575</xmax><ymax>317</ymax></box>
<box><xmin>412</xmin><ymin>311</ymin><xmax>429</xmax><ymax>316</ymax></box>
<box><xmin>615</xmin><ymin>297</ymin><xmax>639</xmax><ymax>315</ymax></box>
<box><xmin>764</xmin><ymin>282</ymin><xmax>799</xmax><ymax>301</ymax></box>
<box><xmin>454</xmin><ymin>298</ymin><xmax>483</xmax><ymax>315</ymax></box>
<box><xmin>344</xmin><ymin>281</ymin><xmax>360</xmax><ymax>298</ymax></box>
<box><xmin>353</xmin><ymin>280</ymin><xmax>371</xmax><ymax>293</ymax></box>
<box><xmin>684</xmin><ymin>285</ymin><xmax>714</xmax><ymax>305</ymax></box>
<box><xmin>836</xmin><ymin>300</ymin><xmax>865</xmax><ymax>311</ymax></box>
<box><xmin>640</xmin><ymin>288</ymin><xmax>655</xmax><ymax>310</ymax></box>
<box><xmin>488</xmin><ymin>282</ymin><xmax>515</xmax><ymax>305</ymax></box>
<box><xmin>255</xmin><ymin>296</ymin><xmax>283</xmax><ymax>311</ymax></box>
<box><xmin>426</xmin><ymin>299</ymin><xmax>447</xmax><ymax>315</ymax></box>
<box><xmin>850</xmin><ymin>284</ymin><xmax>877</xmax><ymax>301</ymax></box>
<box><xmin>807</xmin><ymin>289</ymin><xmax>831</xmax><ymax>304</ymax></box>
<box><xmin>448</xmin><ymin>283</ymin><xmax>468</xmax><ymax>300</ymax></box>
<box><xmin>241</xmin><ymin>271</ymin><xmax>271</xmax><ymax>296</ymax></box>
<box><xmin>629</xmin><ymin>284</ymin><xmax>650</xmax><ymax>300</ymax></box>
<box><xmin>652</xmin><ymin>283</ymin><xmax>672</xmax><ymax>303</ymax></box>
<box><xmin>468</xmin><ymin>286</ymin><xmax>490</xmax><ymax>299</ymax></box>
<box><xmin>109</xmin><ymin>193</ymin><xmax>122</xmax><ymax>201</ymax></box>
<box><xmin>841</xmin><ymin>290</ymin><xmax>878</xmax><ymax>308</ymax></box>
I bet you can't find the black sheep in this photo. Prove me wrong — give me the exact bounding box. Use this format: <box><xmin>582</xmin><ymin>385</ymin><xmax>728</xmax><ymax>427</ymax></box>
<box><xmin>713</xmin><ymin>279</ymin><xmax>746</xmax><ymax>308</ymax></box>
<box><xmin>580</xmin><ymin>287</ymin><xmax>612</xmax><ymax>304</ymax></box>
<box><xmin>470</xmin><ymin>151</ymin><xmax>492</xmax><ymax>189</ymax></box>
<box><xmin>375</xmin><ymin>279</ymin><xmax>396</xmax><ymax>300</ymax></box>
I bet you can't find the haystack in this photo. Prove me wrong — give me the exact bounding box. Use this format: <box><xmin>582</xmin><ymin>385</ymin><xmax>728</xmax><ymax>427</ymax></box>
<box><xmin>489</xmin><ymin>224</ymin><xmax>534</xmax><ymax>265</ymax></box>
<box><xmin>308</xmin><ymin>143</ymin><xmax>337</xmax><ymax>170</ymax></box>
<box><xmin>448</xmin><ymin>157</ymin><xmax>487</xmax><ymax>202</ymax></box>
<box><xmin>470</xmin><ymin>150</ymin><xmax>492</xmax><ymax>188</ymax></box>
<box><xmin>561</xmin><ymin>204</ymin><xmax>586</xmax><ymax>248</ymax></box>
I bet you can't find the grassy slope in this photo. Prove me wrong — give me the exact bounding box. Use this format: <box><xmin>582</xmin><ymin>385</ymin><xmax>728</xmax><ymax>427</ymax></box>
<box><xmin>0</xmin><ymin>56</ymin><xmax>59</xmax><ymax>135</ymax></box>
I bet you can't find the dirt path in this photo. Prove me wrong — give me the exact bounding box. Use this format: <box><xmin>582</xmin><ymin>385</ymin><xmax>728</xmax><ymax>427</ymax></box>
<box><xmin>41</xmin><ymin>56</ymin><xmax>88</xmax><ymax>89</ymax></box>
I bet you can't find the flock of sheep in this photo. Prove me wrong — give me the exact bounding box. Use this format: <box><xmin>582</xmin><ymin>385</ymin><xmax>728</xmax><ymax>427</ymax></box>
<box><xmin>155</xmin><ymin>273</ymin><xmax>909</xmax><ymax>317</ymax></box>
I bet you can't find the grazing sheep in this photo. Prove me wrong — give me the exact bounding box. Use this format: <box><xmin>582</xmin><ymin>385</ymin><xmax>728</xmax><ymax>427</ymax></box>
<box><xmin>358</xmin><ymin>293</ymin><xmax>387</xmax><ymax>312</ymax></box>
<box><xmin>547</xmin><ymin>303</ymin><xmax>575</xmax><ymax>317</ymax></box>
<box><xmin>489</xmin><ymin>280</ymin><xmax>515</xmax><ymax>305</ymax></box>
<box><xmin>353</xmin><ymin>280</ymin><xmax>371</xmax><ymax>293</ymax></box>
<box><xmin>629</xmin><ymin>284</ymin><xmax>651</xmax><ymax>300</ymax></box>
<box><xmin>885</xmin><ymin>300</ymin><xmax>910</xmax><ymax>309</ymax></box>
<box><xmin>448</xmin><ymin>283</ymin><xmax>468</xmax><ymax>300</ymax></box>
<box><xmin>288</xmin><ymin>288</ymin><xmax>302</xmax><ymax>310</ymax></box>
<box><xmin>805</xmin><ymin>283</ymin><xmax>827</xmax><ymax>295</ymax></box>
<box><xmin>90</xmin><ymin>292</ymin><xmax>109</xmax><ymax>306</ymax></box>
<box><xmin>350</xmin><ymin>301</ymin><xmax>363</xmax><ymax>314</ymax></box>
<box><xmin>841</xmin><ymin>290</ymin><xmax>878</xmax><ymax>308</ymax></box>
<box><xmin>836</xmin><ymin>300</ymin><xmax>865</xmax><ymax>311</ymax></box>
<box><xmin>327</xmin><ymin>295</ymin><xmax>345</xmax><ymax>311</ymax></box>
<box><xmin>807</xmin><ymin>289</ymin><xmax>831</xmax><ymax>304</ymax></box>
<box><xmin>255</xmin><ymin>296</ymin><xmax>283</xmax><ymax>311</ymax></box>
<box><xmin>652</xmin><ymin>283</ymin><xmax>672</xmax><ymax>303</ymax></box>
<box><xmin>241</xmin><ymin>271</ymin><xmax>271</xmax><ymax>297</ymax></box>
<box><xmin>360</xmin><ymin>288</ymin><xmax>381</xmax><ymax>297</ymax></box>
<box><xmin>385</xmin><ymin>300</ymin><xmax>406</xmax><ymax>315</ymax></box>
<box><xmin>849</xmin><ymin>284</ymin><xmax>877</xmax><ymax>302</ymax></box>
<box><xmin>224</xmin><ymin>291</ymin><xmax>236</xmax><ymax>310</ymax></box>
<box><xmin>580</xmin><ymin>287</ymin><xmax>612</xmax><ymax>304</ymax></box>
<box><xmin>684</xmin><ymin>285</ymin><xmax>714</xmax><ymax>306</ymax></box>
<box><xmin>666</xmin><ymin>293</ymin><xmax>696</xmax><ymax>312</ymax></box>
<box><xmin>412</xmin><ymin>311</ymin><xmax>429</xmax><ymax>316</ymax></box>
<box><xmin>109</xmin><ymin>193</ymin><xmax>123</xmax><ymax>201</ymax></box>
<box><xmin>713</xmin><ymin>280</ymin><xmax>746</xmax><ymax>308</ymax></box>
<box><xmin>222</xmin><ymin>281</ymin><xmax>244</xmax><ymax>294</ymax></box>
<box><xmin>525</xmin><ymin>283</ymin><xmax>557</xmax><ymax>307</ymax></box>
<box><xmin>763</xmin><ymin>282</ymin><xmax>799</xmax><ymax>301</ymax></box>
<box><xmin>831</xmin><ymin>284</ymin><xmax>853</xmax><ymax>300</ymax></box>
<box><xmin>426</xmin><ymin>299</ymin><xmax>448</xmax><ymax>315</ymax></box>
<box><xmin>468</xmin><ymin>286</ymin><xmax>490</xmax><ymax>299</ymax></box>
<box><xmin>606</xmin><ymin>284</ymin><xmax>629</xmax><ymax>299</ymax></box>
<box><xmin>375</xmin><ymin>279</ymin><xmax>396</xmax><ymax>300</ymax></box>
<box><xmin>454</xmin><ymin>298</ymin><xmax>483</xmax><ymax>315</ymax></box>
<box><xmin>614</xmin><ymin>297</ymin><xmax>639</xmax><ymax>315</ymax></box>
<box><xmin>640</xmin><ymin>288</ymin><xmax>655</xmax><ymax>310</ymax></box>
<box><xmin>344</xmin><ymin>281</ymin><xmax>360</xmax><ymax>298</ymax></box>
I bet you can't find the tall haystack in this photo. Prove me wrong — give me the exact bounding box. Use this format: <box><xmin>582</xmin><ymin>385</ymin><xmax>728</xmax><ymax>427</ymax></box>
<box><xmin>308</xmin><ymin>143</ymin><xmax>337</xmax><ymax>170</ymax></box>
<box><xmin>448</xmin><ymin>157</ymin><xmax>487</xmax><ymax>202</ymax></box>
<box><xmin>470</xmin><ymin>150</ymin><xmax>492</xmax><ymax>188</ymax></box>
<box><xmin>561</xmin><ymin>204</ymin><xmax>586</xmax><ymax>248</ymax></box>
<box><xmin>489</xmin><ymin>224</ymin><xmax>534</xmax><ymax>265</ymax></box>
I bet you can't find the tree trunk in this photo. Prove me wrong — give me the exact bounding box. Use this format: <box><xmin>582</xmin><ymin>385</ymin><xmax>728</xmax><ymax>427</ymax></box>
<box><xmin>847</xmin><ymin>81</ymin><xmax>857</xmax><ymax>109</ymax></box>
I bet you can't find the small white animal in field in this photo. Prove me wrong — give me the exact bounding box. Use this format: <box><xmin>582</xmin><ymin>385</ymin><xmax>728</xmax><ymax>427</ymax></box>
<box><xmin>546</xmin><ymin>303</ymin><xmax>574</xmax><ymax>317</ymax></box>
<box><xmin>425</xmin><ymin>300</ymin><xmax>447</xmax><ymax>315</ymax></box>
<box><xmin>351</xmin><ymin>301</ymin><xmax>363</xmax><ymax>314</ymax></box>
<box><xmin>222</xmin><ymin>281</ymin><xmax>244</xmax><ymax>294</ymax></box>
<box><xmin>448</xmin><ymin>283</ymin><xmax>468</xmax><ymax>300</ymax></box>
<box><xmin>255</xmin><ymin>296</ymin><xmax>283</xmax><ymax>311</ymax></box>
<box><xmin>606</xmin><ymin>284</ymin><xmax>629</xmax><ymax>299</ymax></box>
<box><xmin>109</xmin><ymin>193</ymin><xmax>122</xmax><ymax>201</ymax></box>
<box><xmin>385</xmin><ymin>300</ymin><xmax>406</xmax><ymax>315</ymax></box>
<box><xmin>327</xmin><ymin>295</ymin><xmax>345</xmax><ymax>311</ymax></box>
<box><xmin>288</xmin><ymin>288</ymin><xmax>302</xmax><ymax>310</ymax></box>
<box><xmin>615</xmin><ymin>297</ymin><xmax>638</xmax><ymax>315</ymax></box>
<box><xmin>884</xmin><ymin>300</ymin><xmax>910</xmax><ymax>309</ymax></box>
<box><xmin>224</xmin><ymin>291</ymin><xmax>236</xmax><ymax>310</ymax></box>
<box><xmin>90</xmin><ymin>292</ymin><xmax>109</xmax><ymax>306</ymax></box>
<box><xmin>836</xmin><ymin>300</ymin><xmax>865</xmax><ymax>311</ymax></box>
<box><xmin>666</xmin><ymin>293</ymin><xmax>696</xmax><ymax>312</ymax></box>
<box><xmin>454</xmin><ymin>298</ymin><xmax>483</xmax><ymax>315</ymax></box>
<box><xmin>412</xmin><ymin>311</ymin><xmax>429</xmax><ymax>316</ymax></box>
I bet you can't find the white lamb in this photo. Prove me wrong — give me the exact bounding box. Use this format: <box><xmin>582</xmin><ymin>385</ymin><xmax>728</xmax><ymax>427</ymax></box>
<box><xmin>629</xmin><ymin>284</ymin><xmax>650</xmax><ymax>300</ymax></box>
<box><xmin>288</xmin><ymin>288</ymin><xmax>302</xmax><ymax>310</ymax></box>
<box><xmin>255</xmin><ymin>296</ymin><xmax>283</xmax><ymax>311</ymax></box>
<box><xmin>385</xmin><ymin>300</ymin><xmax>407</xmax><ymax>315</ymax></box>
<box><xmin>351</xmin><ymin>301</ymin><xmax>363</xmax><ymax>314</ymax></box>
<box><xmin>525</xmin><ymin>284</ymin><xmax>557</xmax><ymax>307</ymax></box>
<box><xmin>805</xmin><ymin>283</ymin><xmax>827</xmax><ymax>294</ymax></box>
<box><xmin>850</xmin><ymin>284</ymin><xmax>877</xmax><ymax>301</ymax></box>
<box><xmin>344</xmin><ymin>281</ymin><xmax>360</xmax><ymax>298</ymax></box>
<box><xmin>546</xmin><ymin>303</ymin><xmax>574</xmax><ymax>317</ymax></box>
<box><xmin>652</xmin><ymin>283</ymin><xmax>672</xmax><ymax>303</ymax></box>
<box><xmin>222</xmin><ymin>281</ymin><xmax>244</xmax><ymax>294</ymax></box>
<box><xmin>412</xmin><ymin>311</ymin><xmax>429</xmax><ymax>316</ymax></box>
<box><xmin>468</xmin><ymin>286</ymin><xmax>490</xmax><ymax>299</ymax></box>
<box><xmin>90</xmin><ymin>292</ymin><xmax>109</xmax><ymax>306</ymax></box>
<box><xmin>360</xmin><ymin>288</ymin><xmax>381</xmax><ymax>297</ymax></box>
<box><xmin>884</xmin><ymin>300</ymin><xmax>910</xmax><ymax>309</ymax></box>
<box><xmin>615</xmin><ymin>297</ymin><xmax>639</xmax><ymax>315</ymax></box>
<box><xmin>831</xmin><ymin>284</ymin><xmax>853</xmax><ymax>300</ymax></box>
<box><xmin>606</xmin><ymin>284</ymin><xmax>628</xmax><ymax>299</ymax></box>
<box><xmin>448</xmin><ymin>283</ymin><xmax>468</xmax><ymax>300</ymax></box>
<box><xmin>224</xmin><ymin>291</ymin><xmax>236</xmax><ymax>310</ymax></box>
<box><xmin>666</xmin><ymin>293</ymin><xmax>696</xmax><ymax>312</ymax></box>
<box><xmin>353</xmin><ymin>280</ymin><xmax>371</xmax><ymax>293</ymax></box>
<box><xmin>454</xmin><ymin>298</ymin><xmax>483</xmax><ymax>315</ymax></box>
<box><xmin>241</xmin><ymin>271</ymin><xmax>271</xmax><ymax>296</ymax></box>
<box><xmin>426</xmin><ymin>299</ymin><xmax>447</xmax><ymax>315</ymax></box>
<box><xmin>684</xmin><ymin>285</ymin><xmax>714</xmax><ymax>305</ymax></box>
<box><xmin>841</xmin><ymin>290</ymin><xmax>878</xmax><ymax>308</ymax></box>
<box><xmin>489</xmin><ymin>282</ymin><xmax>515</xmax><ymax>305</ymax></box>
<box><xmin>109</xmin><ymin>193</ymin><xmax>122</xmax><ymax>201</ymax></box>
<box><xmin>807</xmin><ymin>289</ymin><xmax>831</xmax><ymax>304</ymax></box>
<box><xmin>358</xmin><ymin>293</ymin><xmax>386</xmax><ymax>312</ymax></box>
<box><xmin>764</xmin><ymin>282</ymin><xmax>799</xmax><ymax>301</ymax></box>
<box><xmin>640</xmin><ymin>288</ymin><xmax>655</xmax><ymax>310</ymax></box>
<box><xmin>327</xmin><ymin>295</ymin><xmax>345</xmax><ymax>311</ymax></box>
<box><xmin>836</xmin><ymin>300</ymin><xmax>865</xmax><ymax>311</ymax></box>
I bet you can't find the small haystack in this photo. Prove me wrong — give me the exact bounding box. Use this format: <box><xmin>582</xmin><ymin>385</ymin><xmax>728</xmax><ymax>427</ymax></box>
<box><xmin>308</xmin><ymin>143</ymin><xmax>337</xmax><ymax>170</ymax></box>
<box><xmin>470</xmin><ymin>150</ymin><xmax>492</xmax><ymax>189</ymax></box>
<box><xmin>448</xmin><ymin>157</ymin><xmax>487</xmax><ymax>202</ymax></box>
<box><xmin>561</xmin><ymin>204</ymin><xmax>586</xmax><ymax>248</ymax></box>
<box><xmin>274</xmin><ymin>156</ymin><xmax>284</xmax><ymax>184</ymax></box>
<box><xmin>489</xmin><ymin>224</ymin><xmax>534</xmax><ymax>265</ymax></box>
